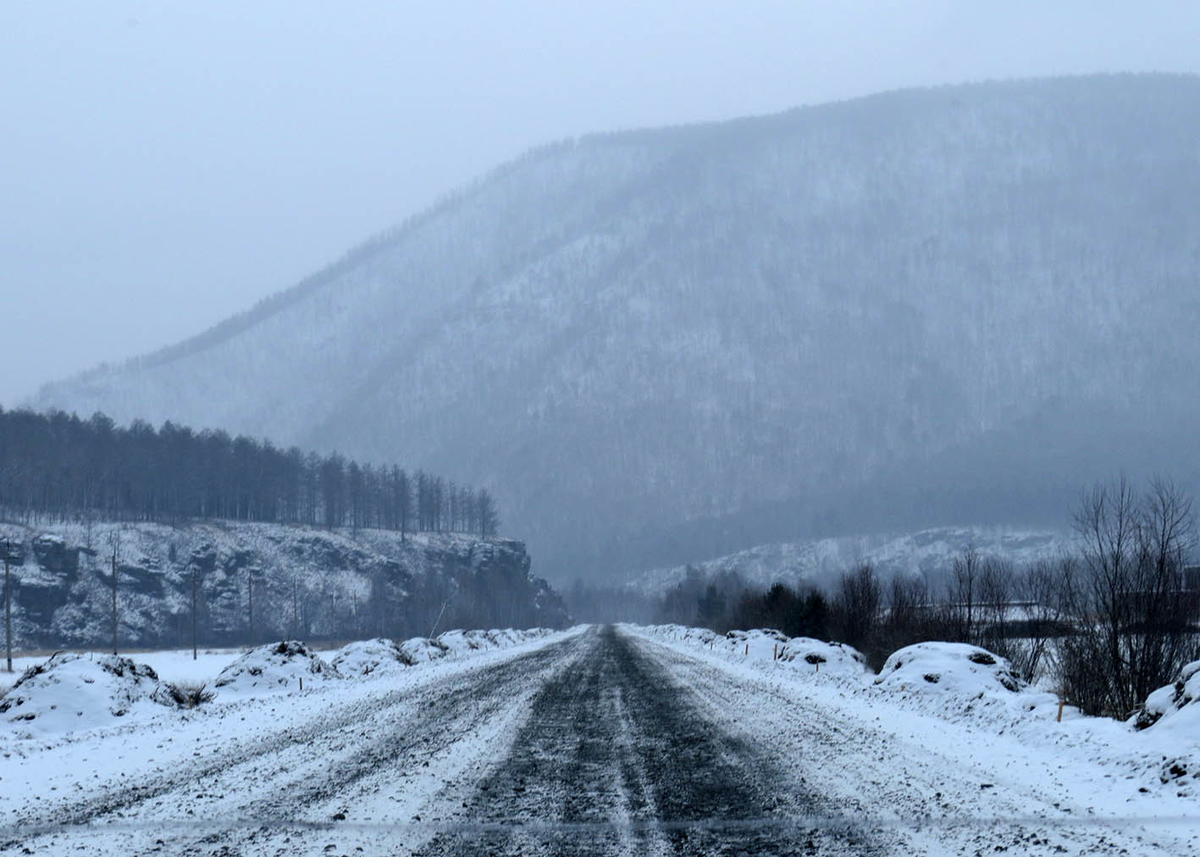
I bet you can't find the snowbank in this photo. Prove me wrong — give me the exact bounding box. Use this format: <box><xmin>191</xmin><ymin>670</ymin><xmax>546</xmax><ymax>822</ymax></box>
<box><xmin>1133</xmin><ymin>660</ymin><xmax>1200</xmax><ymax>734</ymax></box>
<box><xmin>437</xmin><ymin>629</ymin><xmax>497</xmax><ymax>654</ymax></box>
<box><xmin>396</xmin><ymin>637</ymin><xmax>451</xmax><ymax>664</ymax></box>
<box><xmin>213</xmin><ymin>641</ymin><xmax>340</xmax><ymax>698</ymax></box>
<box><xmin>777</xmin><ymin>637</ymin><xmax>866</xmax><ymax>674</ymax></box>
<box><xmin>435</xmin><ymin>628</ymin><xmax>554</xmax><ymax>655</ymax></box>
<box><xmin>328</xmin><ymin>633</ymin><xmax>412</xmax><ymax>672</ymax></box>
<box><xmin>334</xmin><ymin>629</ymin><xmax>557</xmax><ymax>674</ymax></box>
<box><xmin>1131</xmin><ymin>661</ymin><xmax>1200</xmax><ymax>786</ymax></box>
<box><xmin>1</xmin><ymin>627</ymin><xmax>567</xmax><ymax>739</ymax></box>
<box><xmin>874</xmin><ymin>642</ymin><xmax>1024</xmax><ymax>695</ymax></box>
<box><xmin>329</xmin><ymin>638</ymin><xmax>410</xmax><ymax>677</ymax></box>
<box><xmin>635</xmin><ymin>625</ymin><xmax>867</xmax><ymax>678</ymax></box>
<box><xmin>0</xmin><ymin>652</ymin><xmax>164</xmax><ymax>737</ymax></box>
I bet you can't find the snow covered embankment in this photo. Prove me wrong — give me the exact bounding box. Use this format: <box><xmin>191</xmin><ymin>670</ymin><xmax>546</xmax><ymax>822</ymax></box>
<box><xmin>0</xmin><ymin>628</ymin><xmax>559</xmax><ymax>738</ymax></box>
<box><xmin>632</xmin><ymin>624</ymin><xmax>1200</xmax><ymax>798</ymax></box>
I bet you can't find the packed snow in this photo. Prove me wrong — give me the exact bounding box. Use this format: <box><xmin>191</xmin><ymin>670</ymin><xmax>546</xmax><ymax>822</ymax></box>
<box><xmin>0</xmin><ymin>624</ymin><xmax>1196</xmax><ymax>855</ymax></box>
<box><xmin>633</xmin><ymin>623</ymin><xmax>1200</xmax><ymax>802</ymax></box>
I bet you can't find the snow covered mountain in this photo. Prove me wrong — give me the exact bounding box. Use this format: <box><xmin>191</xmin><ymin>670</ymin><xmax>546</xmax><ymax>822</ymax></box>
<box><xmin>634</xmin><ymin>526</ymin><xmax>1076</xmax><ymax>595</ymax></box>
<box><xmin>33</xmin><ymin>74</ymin><xmax>1200</xmax><ymax>579</ymax></box>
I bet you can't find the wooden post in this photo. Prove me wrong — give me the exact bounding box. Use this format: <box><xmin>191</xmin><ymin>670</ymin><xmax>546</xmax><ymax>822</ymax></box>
<box><xmin>1057</xmin><ymin>700</ymin><xmax>1066</xmax><ymax>723</ymax></box>
<box><xmin>773</xmin><ymin>643</ymin><xmax>778</xmax><ymax>661</ymax></box>
<box><xmin>299</xmin><ymin>676</ymin><xmax>303</xmax><ymax>691</ymax></box>
<box><xmin>744</xmin><ymin>643</ymin><xmax>748</xmax><ymax>656</ymax></box>
<box><xmin>4</xmin><ymin>538</ymin><xmax>12</xmax><ymax>673</ymax></box>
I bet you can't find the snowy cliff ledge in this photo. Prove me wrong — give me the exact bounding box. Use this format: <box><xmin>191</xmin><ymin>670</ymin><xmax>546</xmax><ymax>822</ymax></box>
<box><xmin>0</xmin><ymin>521</ymin><xmax>569</xmax><ymax>648</ymax></box>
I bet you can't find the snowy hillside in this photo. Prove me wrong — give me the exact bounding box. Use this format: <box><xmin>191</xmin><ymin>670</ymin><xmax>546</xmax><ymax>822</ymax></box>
<box><xmin>0</xmin><ymin>520</ymin><xmax>568</xmax><ymax>648</ymax></box>
<box><xmin>33</xmin><ymin>74</ymin><xmax>1200</xmax><ymax>579</ymax></box>
<box><xmin>636</xmin><ymin>526</ymin><xmax>1075</xmax><ymax>593</ymax></box>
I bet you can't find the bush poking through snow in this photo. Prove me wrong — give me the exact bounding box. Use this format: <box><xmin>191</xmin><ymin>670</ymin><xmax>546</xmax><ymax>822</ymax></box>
<box><xmin>151</xmin><ymin>681</ymin><xmax>214</xmax><ymax>709</ymax></box>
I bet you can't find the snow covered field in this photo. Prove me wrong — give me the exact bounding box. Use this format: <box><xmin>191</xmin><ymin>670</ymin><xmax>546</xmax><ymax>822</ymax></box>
<box><xmin>0</xmin><ymin>625</ymin><xmax>1197</xmax><ymax>855</ymax></box>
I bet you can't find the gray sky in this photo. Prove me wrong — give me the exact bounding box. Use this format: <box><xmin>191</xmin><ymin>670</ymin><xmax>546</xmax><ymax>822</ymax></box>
<box><xmin>3</xmin><ymin>1</ymin><xmax>1198</xmax><ymax>408</ymax></box>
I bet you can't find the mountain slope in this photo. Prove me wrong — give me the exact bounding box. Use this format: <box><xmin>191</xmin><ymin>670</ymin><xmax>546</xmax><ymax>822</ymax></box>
<box><xmin>634</xmin><ymin>527</ymin><xmax>1076</xmax><ymax>595</ymax></box>
<box><xmin>35</xmin><ymin>74</ymin><xmax>1200</xmax><ymax>579</ymax></box>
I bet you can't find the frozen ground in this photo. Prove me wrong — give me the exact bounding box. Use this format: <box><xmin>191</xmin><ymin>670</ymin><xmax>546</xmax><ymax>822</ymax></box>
<box><xmin>0</xmin><ymin>625</ymin><xmax>1197</xmax><ymax>855</ymax></box>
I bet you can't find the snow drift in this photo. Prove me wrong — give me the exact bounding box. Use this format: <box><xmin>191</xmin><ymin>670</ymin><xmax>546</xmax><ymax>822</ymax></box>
<box><xmin>1133</xmin><ymin>660</ymin><xmax>1200</xmax><ymax>734</ymax></box>
<box><xmin>638</xmin><ymin>625</ymin><xmax>868</xmax><ymax>678</ymax></box>
<box><xmin>332</xmin><ymin>629</ymin><xmax>557</xmax><ymax>674</ymax></box>
<box><xmin>0</xmin><ymin>652</ymin><xmax>164</xmax><ymax>736</ymax></box>
<box><xmin>329</xmin><ymin>638</ymin><xmax>412</xmax><ymax>677</ymax></box>
<box><xmin>874</xmin><ymin>642</ymin><xmax>1024</xmax><ymax>695</ymax></box>
<box><xmin>213</xmin><ymin>641</ymin><xmax>341</xmax><ymax>697</ymax></box>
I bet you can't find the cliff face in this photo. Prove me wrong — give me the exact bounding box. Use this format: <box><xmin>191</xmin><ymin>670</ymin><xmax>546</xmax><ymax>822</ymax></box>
<box><xmin>0</xmin><ymin>521</ymin><xmax>568</xmax><ymax>649</ymax></box>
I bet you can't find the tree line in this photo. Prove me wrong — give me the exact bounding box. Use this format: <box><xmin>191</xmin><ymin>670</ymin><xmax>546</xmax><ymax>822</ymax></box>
<box><xmin>0</xmin><ymin>407</ymin><xmax>498</xmax><ymax>537</ymax></box>
<box><xmin>604</xmin><ymin>476</ymin><xmax>1198</xmax><ymax>721</ymax></box>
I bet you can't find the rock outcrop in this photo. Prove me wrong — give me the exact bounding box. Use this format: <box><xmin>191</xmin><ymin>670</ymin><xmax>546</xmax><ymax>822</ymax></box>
<box><xmin>0</xmin><ymin>521</ymin><xmax>569</xmax><ymax>648</ymax></box>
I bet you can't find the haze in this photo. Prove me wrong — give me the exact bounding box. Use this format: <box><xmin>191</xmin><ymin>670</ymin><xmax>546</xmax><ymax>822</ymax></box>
<box><xmin>3</xmin><ymin>0</ymin><xmax>1199</xmax><ymax>407</ymax></box>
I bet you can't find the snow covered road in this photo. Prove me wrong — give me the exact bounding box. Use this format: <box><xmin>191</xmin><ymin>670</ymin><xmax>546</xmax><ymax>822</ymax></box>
<box><xmin>2</xmin><ymin>625</ymin><xmax>1197</xmax><ymax>855</ymax></box>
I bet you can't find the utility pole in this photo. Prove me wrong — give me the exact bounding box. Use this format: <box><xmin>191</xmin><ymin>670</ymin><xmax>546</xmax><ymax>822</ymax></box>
<box><xmin>247</xmin><ymin>569</ymin><xmax>254</xmax><ymax>647</ymax></box>
<box><xmin>110</xmin><ymin>541</ymin><xmax>118</xmax><ymax>656</ymax></box>
<box><xmin>191</xmin><ymin>563</ymin><xmax>198</xmax><ymax>661</ymax></box>
<box><xmin>5</xmin><ymin>538</ymin><xmax>12</xmax><ymax>673</ymax></box>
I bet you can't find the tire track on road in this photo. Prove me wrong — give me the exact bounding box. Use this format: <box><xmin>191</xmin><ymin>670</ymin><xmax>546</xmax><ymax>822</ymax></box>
<box><xmin>0</xmin><ymin>635</ymin><xmax>583</xmax><ymax>856</ymax></box>
<box><xmin>416</xmin><ymin>625</ymin><xmax>887</xmax><ymax>856</ymax></box>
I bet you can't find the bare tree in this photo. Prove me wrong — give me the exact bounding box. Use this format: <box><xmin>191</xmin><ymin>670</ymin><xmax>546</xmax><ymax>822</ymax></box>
<box><xmin>1059</xmin><ymin>477</ymin><xmax>1199</xmax><ymax>716</ymax></box>
<box><xmin>1007</xmin><ymin>556</ymin><xmax>1073</xmax><ymax>683</ymax></box>
<box><xmin>947</xmin><ymin>544</ymin><xmax>982</xmax><ymax>645</ymax></box>
<box><xmin>835</xmin><ymin>563</ymin><xmax>881</xmax><ymax>656</ymax></box>
<box><xmin>882</xmin><ymin>574</ymin><xmax>928</xmax><ymax>650</ymax></box>
<box><xmin>977</xmin><ymin>558</ymin><xmax>1012</xmax><ymax>657</ymax></box>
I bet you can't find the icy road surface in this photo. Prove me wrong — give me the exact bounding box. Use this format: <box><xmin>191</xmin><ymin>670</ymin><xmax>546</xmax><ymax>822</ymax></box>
<box><xmin>1</xmin><ymin>625</ymin><xmax>1196</xmax><ymax>855</ymax></box>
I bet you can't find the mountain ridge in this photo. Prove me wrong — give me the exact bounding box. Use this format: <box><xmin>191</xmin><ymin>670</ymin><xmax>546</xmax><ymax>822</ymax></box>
<box><xmin>34</xmin><ymin>73</ymin><xmax>1200</xmax><ymax>580</ymax></box>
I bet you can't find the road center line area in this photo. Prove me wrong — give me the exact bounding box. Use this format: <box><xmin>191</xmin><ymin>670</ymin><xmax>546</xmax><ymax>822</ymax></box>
<box><xmin>2</xmin><ymin>626</ymin><xmax>1197</xmax><ymax>855</ymax></box>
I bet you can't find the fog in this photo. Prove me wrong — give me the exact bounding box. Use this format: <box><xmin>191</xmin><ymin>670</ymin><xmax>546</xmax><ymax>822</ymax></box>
<box><xmin>3</xmin><ymin>1</ymin><xmax>1199</xmax><ymax>406</ymax></box>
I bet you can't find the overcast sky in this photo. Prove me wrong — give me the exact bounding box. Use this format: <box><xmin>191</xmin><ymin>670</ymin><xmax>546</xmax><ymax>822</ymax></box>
<box><xmin>2</xmin><ymin>1</ymin><xmax>1198</xmax><ymax>407</ymax></box>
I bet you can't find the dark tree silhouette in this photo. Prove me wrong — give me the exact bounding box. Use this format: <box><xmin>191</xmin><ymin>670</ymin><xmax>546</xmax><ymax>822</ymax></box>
<box><xmin>0</xmin><ymin>407</ymin><xmax>499</xmax><ymax>537</ymax></box>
